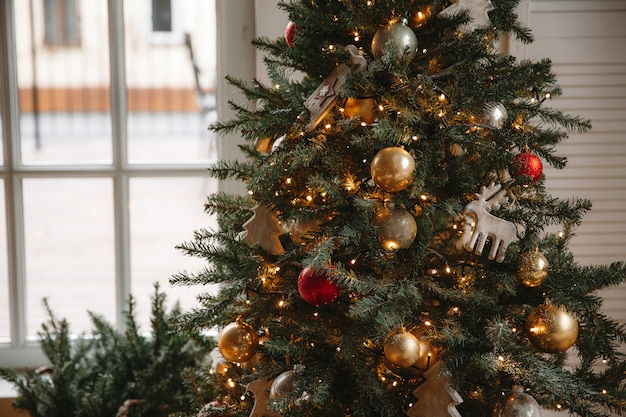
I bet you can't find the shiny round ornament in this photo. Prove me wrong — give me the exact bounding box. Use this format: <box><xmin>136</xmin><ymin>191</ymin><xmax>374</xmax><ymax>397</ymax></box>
<box><xmin>297</xmin><ymin>266</ymin><xmax>341</xmax><ymax>306</ymax></box>
<box><xmin>513</xmin><ymin>152</ymin><xmax>543</xmax><ymax>183</ymax></box>
<box><xmin>370</xmin><ymin>147</ymin><xmax>415</xmax><ymax>192</ymax></box>
<box><xmin>270</xmin><ymin>366</ymin><xmax>303</xmax><ymax>398</ymax></box>
<box><xmin>414</xmin><ymin>338</ymin><xmax>438</xmax><ymax>370</ymax></box>
<box><xmin>285</xmin><ymin>21</ymin><xmax>297</xmax><ymax>47</ymax></box>
<box><xmin>484</xmin><ymin>102</ymin><xmax>508</xmax><ymax>129</ymax></box>
<box><xmin>342</xmin><ymin>97</ymin><xmax>377</xmax><ymax>125</ymax></box>
<box><xmin>383</xmin><ymin>328</ymin><xmax>421</xmax><ymax>368</ymax></box>
<box><xmin>492</xmin><ymin>386</ymin><xmax>541</xmax><ymax>417</ymax></box>
<box><xmin>526</xmin><ymin>304</ymin><xmax>578</xmax><ymax>353</ymax></box>
<box><xmin>218</xmin><ymin>319</ymin><xmax>259</xmax><ymax>363</ymax></box>
<box><xmin>374</xmin><ymin>206</ymin><xmax>417</xmax><ymax>250</ymax></box>
<box><xmin>371</xmin><ymin>21</ymin><xmax>418</xmax><ymax>63</ymax></box>
<box><xmin>517</xmin><ymin>250</ymin><xmax>550</xmax><ymax>287</ymax></box>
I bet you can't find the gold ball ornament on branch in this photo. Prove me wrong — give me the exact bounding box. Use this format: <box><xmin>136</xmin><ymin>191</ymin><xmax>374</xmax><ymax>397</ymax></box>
<box><xmin>374</xmin><ymin>206</ymin><xmax>417</xmax><ymax>250</ymax></box>
<box><xmin>492</xmin><ymin>386</ymin><xmax>541</xmax><ymax>417</ymax></box>
<box><xmin>217</xmin><ymin>318</ymin><xmax>260</xmax><ymax>363</ymax></box>
<box><xmin>371</xmin><ymin>20</ymin><xmax>418</xmax><ymax>63</ymax></box>
<box><xmin>517</xmin><ymin>249</ymin><xmax>550</xmax><ymax>287</ymax></box>
<box><xmin>370</xmin><ymin>147</ymin><xmax>415</xmax><ymax>192</ymax></box>
<box><xmin>342</xmin><ymin>97</ymin><xmax>377</xmax><ymax>125</ymax></box>
<box><xmin>383</xmin><ymin>336</ymin><xmax>437</xmax><ymax>379</ymax></box>
<box><xmin>383</xmin><ymin>328</ymin><xmax>421</xmax><ymax>368</ymax></box>
<box><xmin>526</xmin><ymin>303</ymin><xmax>579</xmax><ymax>353</ymax></box>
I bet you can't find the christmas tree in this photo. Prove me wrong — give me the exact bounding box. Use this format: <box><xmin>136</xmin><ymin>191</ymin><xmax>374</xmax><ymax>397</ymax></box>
<box><xmin>172</xmin><ymin>1</ymin><xmax>626</xmax><ymax>417</ymax></box>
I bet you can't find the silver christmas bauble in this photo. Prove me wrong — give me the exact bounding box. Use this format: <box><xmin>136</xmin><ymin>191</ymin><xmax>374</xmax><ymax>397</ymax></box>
<box><xmin>493</xmin><ymin>386</ymin><xmax>541</xmax><ymax>417</ymax></box>
<box><xmin>371</xmin><ymin>21</ymin><xmax>418</xmax><ymax>63</ymax></box>
<box><xmin>484</xmin><ymin>102</ymin><xmax>508</xmax><ymax>129</ymax></box>
<box><xmin>374</xmin><ymin>206</ymin><xmax>417</xmax><ymax>250</ymax></box>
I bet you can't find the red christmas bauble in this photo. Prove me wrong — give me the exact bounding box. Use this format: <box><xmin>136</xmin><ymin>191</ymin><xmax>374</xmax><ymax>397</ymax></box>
<box><xmin>285</xmin><ymin>21</ymin><xmax>297</xmax><ymax>47</ymax></box>
<box><xmin>297</xmin><ymin>266</ymin><xmax>340</xmax><ymax>306</ymax></box>
<box><xmin>513</xmin><ymin>152</ymin><xmax>543</xmax><ymax>182</ymax></box>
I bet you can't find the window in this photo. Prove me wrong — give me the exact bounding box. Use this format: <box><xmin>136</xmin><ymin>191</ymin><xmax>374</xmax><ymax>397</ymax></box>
<box><xmin>152</xmin><ymin>0</ymin><xmax>172</xmax><ymax>32</ymax></box>
<box><xmin>43</xmin><ymin>0</ymin><xmax>81</xmax><ymax>46</ymax></box>
<box><xmin>1</xmin><ymin>0</ymin><xmax>218</xmax><ymax>367</ymax></box>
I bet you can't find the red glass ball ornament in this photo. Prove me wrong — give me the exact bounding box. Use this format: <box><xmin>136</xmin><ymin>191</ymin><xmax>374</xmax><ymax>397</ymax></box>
<box><xmin>297</xmin><ymin>266</ymin><xmax>340</xmax><ymax>306</ymax></box>
<box><xmin>285</xmin><ymin>21</ymin><xmax>297</xmax><ymax>47</ymax></box>
<box><xmin>513</xmin><ymin>152</ymin><xmax>543</xmax><ymax>182</ymax></box>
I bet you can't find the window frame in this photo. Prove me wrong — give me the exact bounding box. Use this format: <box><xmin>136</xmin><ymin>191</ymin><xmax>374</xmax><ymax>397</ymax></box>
<box><xmin>0</xmin><ymin>0</ymin><xmax>236</xmax><ymax>369</ymax></box>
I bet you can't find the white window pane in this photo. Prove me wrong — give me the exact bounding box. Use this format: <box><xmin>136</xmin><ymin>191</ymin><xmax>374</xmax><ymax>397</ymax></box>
<box><xmin>0</xmin><ymin>181</ymin><xmax>8</xmax><ymax>342</ymax></box>
<box><xmin>124</xmin><ymin>0</ymin><xmax>217</xmax><ymax>163</ymax></box>
<box><xmin>15</xmin><ymin>0</ymin><xmax>112</xmax><ymax>165</ymax></box>
<box><xmin>23</xmin><ymin>178</ymin><xmax>115</xmax><ymax>337</ymax></box>
<box><xmin>129</xmin><ymin>177</ymin><xmax>218</xmax><ymax>328</ymax></box>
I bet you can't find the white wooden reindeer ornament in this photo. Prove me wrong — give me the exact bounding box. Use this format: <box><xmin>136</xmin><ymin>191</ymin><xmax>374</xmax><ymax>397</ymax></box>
<box><xmin>459</xmin><ymin>183</ymin><xmax>519</xmax><ymax>263</ymax></box>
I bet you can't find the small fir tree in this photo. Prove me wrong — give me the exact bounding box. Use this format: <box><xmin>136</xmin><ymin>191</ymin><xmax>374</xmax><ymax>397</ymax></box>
<box><xmin>172</xmin><ymin>1</ymin><xmax>626</xmax><ymax>417</ymax></box>
<box><xmin>1</xmin><ymin>284</ymin><xmax>214</xmax><ymax>417</ymax></box>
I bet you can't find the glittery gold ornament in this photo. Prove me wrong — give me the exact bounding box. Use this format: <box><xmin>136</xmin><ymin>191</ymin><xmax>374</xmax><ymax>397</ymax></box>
<box><xmin>374</xmin><ymin>206</ymin><xmax>417</xmax><ymax>250</ymax></box>
<box><xmin>526</xmin><ymin>304</ymin><xmax>578</xmax><ymax>353</ymax></box>
<box><xmin>493</xmin><ymin>386</ymin><xmax>541</xmax><ymax>417</ymax></box>
<box><xmin>371</xmin><ymin>21</ymin><xmax>418</xmax><ymax>63</ymax></box>
<box><xmin>383</xmin><ymin>328</ymin><xmax>421</xmax><ymax>368</ymax></box>
<box><xmin>342</xmin><ymin>97</ymin><xmax>377</xmax><ymax>125</ymax></box>
<box><xmin>517</xmin><ymin>249</ymin><xmax>550</xmax><ymax>287</ymax></box>
<box><xmin>370</xmin><ymin>147</ymin><xmax>415</xmax><ymax>192</ymax></box>
<box><xmin>218</xmin><ymin>319</ymin><xmax>259</xmax><ymax>363</ymax></box>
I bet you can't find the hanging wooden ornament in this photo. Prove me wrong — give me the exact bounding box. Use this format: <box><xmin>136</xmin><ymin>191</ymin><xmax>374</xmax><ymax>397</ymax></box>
<box><xmin>458</xmin><ymin>183</ymin><xmax>519</xmax><ymax>263</ymax></box>
<box><xmin>243</xmin><ymin>204</ymin><xmax>285</xmax><ymax>256</ymax></box>
<box><xmin>406</xmin><ymin>362</ymin><xmax>463</xmax><ymax>417</ymax></box>
<box><xmin>304</xmin><ymin>44</ymin><xmax>367</xmax><ymax>131</ymax></box>
<box><xmin>247</xmin><ymin>378</ymin><xmax>283</xmax><ymax>417</ymax></box>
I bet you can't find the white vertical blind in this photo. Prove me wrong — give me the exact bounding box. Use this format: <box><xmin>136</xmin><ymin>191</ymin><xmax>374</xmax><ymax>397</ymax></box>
<box><xmin>517</xmin><ymin>0</ymin><xmax>626</xmax><ymax>324</ymax></box>
<box><xmin>512</xmin><ymin>4</ymin><xmax>626</xmax><ymax>415</ymax></box>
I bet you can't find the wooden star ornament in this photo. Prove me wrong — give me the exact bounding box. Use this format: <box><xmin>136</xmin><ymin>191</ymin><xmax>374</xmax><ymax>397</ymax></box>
<box><xmin>243</xmin><ymin>204</ymin><xmax>285</xmax><ymax>255</ymax></box>
<box><xmin>439</xmin><ymin>0</ymin><xmax>494</xmax><ymax>33</ymax></box>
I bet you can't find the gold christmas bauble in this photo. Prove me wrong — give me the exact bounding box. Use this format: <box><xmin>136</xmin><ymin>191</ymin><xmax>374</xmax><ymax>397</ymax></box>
<box><xmin>517</xmin><ymin>250</ymin><xmax>550</xmax><ymax>287</ymax></box>
<box><xmin>343</xmin><ymin>97</ymin><xmax>377</xmax><ymax>125</ymax></box>
<box><xmin>374</xmin><ymin>206</ymin><xmax>417</xmax><ymax>250</ymax></box>
<box><xmin>526</xmin><ymin>304</ymin><xmax>578</xmax><ymax>353</ymax></box>
<box><xmin>370</xmin><ymin>147</ymin><xmax>415</xmax><ymax>192</ymax></box>
<box><xmin>414</xmin><ymin>338</ymin><xmax>438</xmax><ymax>370</ymax></box>
<box><xmin>383</xmin><ymin>328</ymin><xmax>421</xmax><ymax>368</ymax></box>
<box><xmin>218</xmin><ymin>319</ymin><xmax>259</xmax><ymax>363</ymax></box>
<box><xmin>493</xmin><ymin>386</ymin><xmax>541</xmax><ymax>417</ymax></box>
<box><xmin>371</xmin><ymin>21</ymin><xmax>418</xmax><ymax>63</ymax></box>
